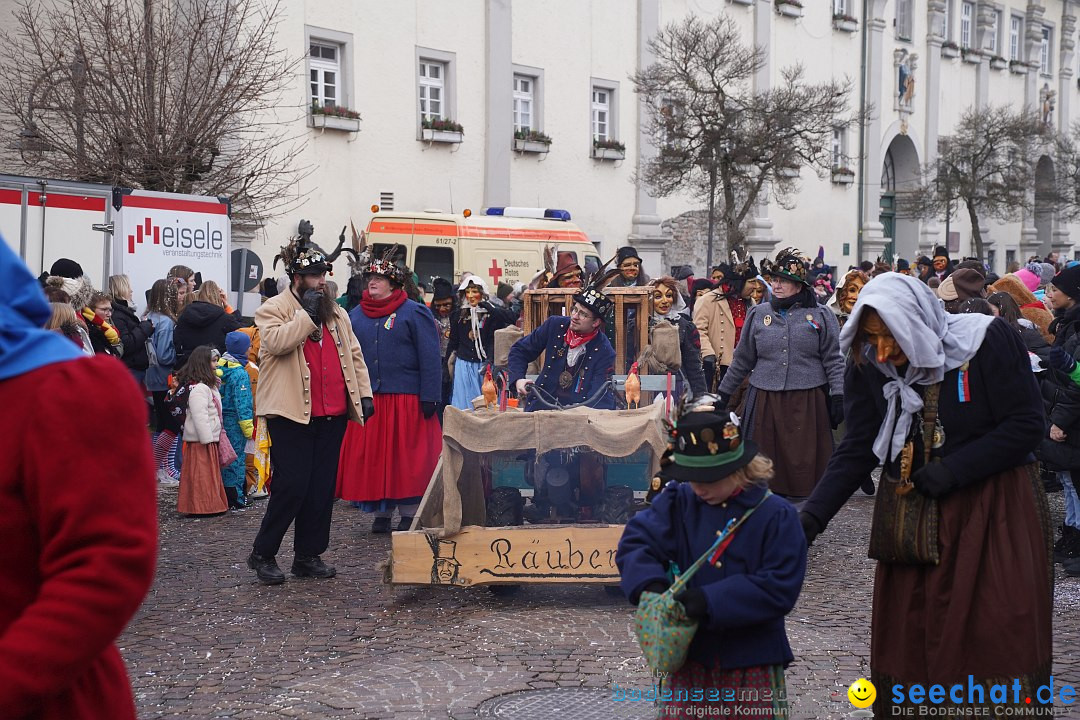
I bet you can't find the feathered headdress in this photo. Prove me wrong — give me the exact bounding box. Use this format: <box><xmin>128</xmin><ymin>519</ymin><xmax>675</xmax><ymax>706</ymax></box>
<box><xmin>273</xmin><ymin>220</ymin><xmax>359</xmax><ymax>276</ymax></box>
<box><xmin>364</xmin><ymin>244</ymin><xmax>411</xmax><ymax>287</ymax></box>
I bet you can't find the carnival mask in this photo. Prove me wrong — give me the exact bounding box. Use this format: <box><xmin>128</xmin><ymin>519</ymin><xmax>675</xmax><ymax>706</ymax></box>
<box><xmin>619</xmin><ymin>258</ymin><xmax>641</xmax><ymax>281</ymax></box>
<box><xmin>653</xmin><ymin>284</ymin><xmax>675</xmax><ymax>315</ymax></box>
<box><xmin>860</xmin><ymin>311</ymin><xmax>907</xmax><ymax>366</ymax></box>
<box><xmin>742</xmin><ymin>279</ymin><xmax>764</xmax><ymax>305</ymax></box>
<box><xmin>933</xmin><ymin>256</ymin><xmax>948</xmax><ymax>272</ymax></box>
<box><xmin>433</xmin><ymin>299</ymin><xmax>453</xmax><ymax>317</ymax></box>
<box><xmin>558</xmin><ymin>270</ymin><xmax>583</xmax><ymax>288</ymax></box>
<box><xmin>464</xmin><ymin>286</ymin><xmax>482</xmax><ymax>306</ymax></box>
<box><xmin>711</xmin><ymin>269</ymin><xmax>725</xmax><ymax>283</ymax></box>
<box><xmin>840</xmin><ymin>277</ymin><xmax>865</xmax><ymax>314</ymax></box>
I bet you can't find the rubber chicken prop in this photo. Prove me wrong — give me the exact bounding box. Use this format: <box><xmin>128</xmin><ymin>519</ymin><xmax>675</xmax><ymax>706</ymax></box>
<box><xmin>481</xmin><ymin>364</ymin><xmax>498</xmax><ymax>409</ymax></box>
<box><xmin>625</xmin><ymin>361</ymin><xmax>641</xmax><ymax>409</ymax></box>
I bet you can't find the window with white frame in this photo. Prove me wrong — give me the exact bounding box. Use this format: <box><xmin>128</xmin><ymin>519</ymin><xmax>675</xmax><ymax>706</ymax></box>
<box><xmin>419</xmin><ymin>60</ymin><xmax>445</xmax><ymax>121</ymax></box>
<box><xmin>942</xmin><ymin>0</ymin><xmax>953</xmax><ymax>41</ymax></box>
<box><xmin>896</xmin><ymin>0</ymin><xmax>912</xmax><ymax>40</ymax></box>
<box><xmin>1041</xmin><ymin>26</ymin><xmax>1052</xmax><ymax>75</ymax></box>
<box><xmin>660</xmin><ymin>98</ymin><xmax>682</xmax><ymax>150</ymax></box>
<box><xmin>831</xmin><ymin>127</ymin><xmax>847</xmax><ymax>170</ymax></box>
<box><xmin>309</xmin><ymin>42</ymin><xmax>340</xmax><ymax>108</ymax></box>
<box><xmin>592</xmin><ymin>87</ymin><xmax>611</xmax><ymax>142</ymax></box>
<box><xmin>513</xmin><ymin>75</ymin><xmax>534</xmax><ymax>132</ymax></box>
<box><xmin>1010</xmin><ymin>15</ymin><xmax>1023</xmax><ymax>60</ymax></box>
<box><xmin>988</xmin><ymin>11</ymin><xmax>1001</xmax><ymax>55</ymax></box>
<box><xmin>960</xmin><ymin>2</ymin><xmax>974</xmax><ymax>48</ymax></box>
<box><xmin>833</xmin><ymin>0</ymin><xmax>847</xmax><ymax>15</ymax></box>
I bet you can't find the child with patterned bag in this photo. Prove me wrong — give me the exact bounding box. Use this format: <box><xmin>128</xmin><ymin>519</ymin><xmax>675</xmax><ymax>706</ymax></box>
<box><xmin>617</xmin><ymin>410</ymin><xmax>806</xmax><ymax>719</ymax></box>
<box><xmin>218</xmin><ymin>332</ymin><xmax>255</xmax><ymax>510</ymax></box>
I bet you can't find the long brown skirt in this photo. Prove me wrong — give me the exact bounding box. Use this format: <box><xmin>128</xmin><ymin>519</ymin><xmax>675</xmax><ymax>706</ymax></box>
<box><xmin>744</xmin><ymin>386</ymin><xmax>832</xmax><ymax>498</ymax></box>
<box><xmin>177</xmin><ymin>441</ymin><xmax>228</xmax><ymax>515</ymax></box>
<box><xmin>871</xmin><ymin>463</ymin><xmax>1053</xmax><ymax>715</ymax></box>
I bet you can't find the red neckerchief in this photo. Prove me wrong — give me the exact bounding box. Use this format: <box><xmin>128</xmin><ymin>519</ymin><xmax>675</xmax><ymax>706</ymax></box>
<box><xmin>730</xmin><ymin>297</ymin><xmax>748</xmax><ymax>346</ymax></box>
<box><xmin>564</xmin><ymin>326</ymin><xmax>599</xmax><ymax>349</ymax></box>
<box><xmin>1021</xmin><ymin>301</ymin><xmax>1044</xmax><ymax>310</ymax></box>
<box><xmin>359</xmin><ymin>288</ymin><xmax>407</xmax><ymax>318</ymax></box>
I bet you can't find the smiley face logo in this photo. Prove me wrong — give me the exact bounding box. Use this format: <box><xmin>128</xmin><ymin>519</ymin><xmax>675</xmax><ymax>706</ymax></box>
<box><xmin>847</xmin><ymin>678</ymin><xmax>876</xmax><ymax>709</ymax></box>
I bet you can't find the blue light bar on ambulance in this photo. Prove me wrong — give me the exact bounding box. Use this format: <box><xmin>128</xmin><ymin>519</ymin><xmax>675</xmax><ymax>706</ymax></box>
<box><xmin>484</xmin><ymin>207</ymin><xmax>571</xmax><ymax>221</ymax></box>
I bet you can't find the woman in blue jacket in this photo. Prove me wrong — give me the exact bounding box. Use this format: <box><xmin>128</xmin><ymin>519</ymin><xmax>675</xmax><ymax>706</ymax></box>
<box><xmin>336</xmin><ymin>257</ymin><xmax>442</xmax><ymax>533</ymax></box>
<box><xmin>145</xmin><ymin>279</ymin><xmax>180</xmax><ymax>483</ymax></box>
<box><xmin>617</xmin><ymin>410</ymin><xmax>806</xmax><ymax>718</ymax></box>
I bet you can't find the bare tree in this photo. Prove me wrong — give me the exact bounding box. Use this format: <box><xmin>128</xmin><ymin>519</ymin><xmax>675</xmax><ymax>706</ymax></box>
<box><xmin>0</xmin><ymin>0</ymin><xmax>309</xmax><ymax>223</ymax></box>
<box><xmin>905</xmin><ymin>105</ymin><xmax>1046</xmax><ymax>262</ymax></box>
<box><xmin>632</xmin><ymin>14</ymin><xmax>854</xmax><ymax>268</ymax></box>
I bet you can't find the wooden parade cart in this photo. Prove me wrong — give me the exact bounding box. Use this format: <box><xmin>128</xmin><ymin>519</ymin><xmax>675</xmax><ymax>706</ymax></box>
<box><xmin>386</xmin><ymin>286</ymin><xmax>682</xmax><ymax>587</ymax></box>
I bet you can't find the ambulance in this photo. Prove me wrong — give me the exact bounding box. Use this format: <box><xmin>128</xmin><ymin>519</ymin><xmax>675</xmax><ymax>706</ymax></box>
<box><xmin>363</xmin><ymin>206</ymin><xmax>602</xmax><ymax>289</ymax></box>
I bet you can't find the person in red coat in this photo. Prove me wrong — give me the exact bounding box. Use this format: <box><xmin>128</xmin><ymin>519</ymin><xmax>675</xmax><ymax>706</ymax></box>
<box><xmin>0</xmin><ymin>239</ymin><xmax>158</xmax><ymax>720</ymax></box>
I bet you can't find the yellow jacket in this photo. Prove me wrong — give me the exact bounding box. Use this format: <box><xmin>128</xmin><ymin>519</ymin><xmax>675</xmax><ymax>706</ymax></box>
<box><xmin>254</xmin><ymin>290</ymin><xmax>373</xmax><ymax>424</ymax></box>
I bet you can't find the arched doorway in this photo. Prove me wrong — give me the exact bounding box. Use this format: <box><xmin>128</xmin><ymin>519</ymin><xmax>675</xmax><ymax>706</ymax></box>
<box><xmin>1035</xmin><ymin>155</ymin><xmax>1055</xmax><ymax>257</ymax></box>
<box><xmin>880</xmin><ymin>135</ymin><xmax>921</xmax><ymax>262</ymax></box>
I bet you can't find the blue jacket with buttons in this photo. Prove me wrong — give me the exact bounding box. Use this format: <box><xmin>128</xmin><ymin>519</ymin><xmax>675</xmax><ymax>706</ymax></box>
<box><xmin>617</xmin><ymin>482</ymin><xmax>807</xmax><ymax>670</ymax></box>
<box><xmin>507</xmin><ymin>316</ymin><xmax>616</xmax><ymax>411</ymax></box>
<box><xmin>349</xmin><ymin>299</ymin><xmax>442</xmax><ymax>404</ymax></box>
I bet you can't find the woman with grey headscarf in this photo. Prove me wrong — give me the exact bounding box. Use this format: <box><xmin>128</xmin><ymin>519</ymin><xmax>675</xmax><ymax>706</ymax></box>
<box><xmin>800</xmin><ymin>273</ymin><xmax>1051</xmax><ymax>717</ymax></box>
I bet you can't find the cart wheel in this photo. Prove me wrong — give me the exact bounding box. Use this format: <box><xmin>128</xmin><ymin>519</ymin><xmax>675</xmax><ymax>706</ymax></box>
<box><xmin>599</xmin><ymin>485</ymin><xmax>634</xmax><ymax>525</ymax></box>
<box><xmin>486</xmin><ymin>487</ymin><xmax>524</xmax><ymax>526</ymax></box>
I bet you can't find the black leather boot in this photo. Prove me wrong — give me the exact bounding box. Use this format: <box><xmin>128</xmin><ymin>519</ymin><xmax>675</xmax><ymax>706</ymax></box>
<box><xmin>291</xmin><ymin>555</ymin><xmax>337</xmax><ymax>578</ymax></box>
<box><xmin>247</xmin><ymin>551</ymin><xmax>285</xmax><ymax>585</ymax></box>
<box><xmin>371</xmin><ymin>516</ymin><xmax>391</xmax><ymax>534</ymax></box>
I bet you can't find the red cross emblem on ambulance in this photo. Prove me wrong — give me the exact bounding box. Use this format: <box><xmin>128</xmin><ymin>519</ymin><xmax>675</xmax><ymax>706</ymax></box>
<box><xmin>488</xmin><ymin>258</ymin><xmax>503</xmax><ymax>284</ymax></box>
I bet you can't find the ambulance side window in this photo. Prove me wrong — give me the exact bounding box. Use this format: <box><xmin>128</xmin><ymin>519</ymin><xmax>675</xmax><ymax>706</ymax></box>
<box><xmin>415</xmin><ymin>246</ymin><xmax>454</xmax><ymax>286</ymax></box>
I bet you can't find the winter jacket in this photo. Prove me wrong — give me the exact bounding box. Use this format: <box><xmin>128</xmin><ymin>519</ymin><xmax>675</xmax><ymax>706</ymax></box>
<box><xmin>693</xmin><ymin>290</ymin><xmax>747</xmax><ymax>367</ymax></box>
<box><xmin>219</xmin><ymin>360</ymin><xmax>254</xmax><ymax>438</ymax></box>
<box><xmin>507</xmin><ymin>316</ymin><xmax>616</xmax><ymax>411</ymax></box>
<box><xmin>173</xmin><ymin>301</ymin><xmax>242</xmax><ymax>369</ymax></box>
<box><xmin>144</xmin><ymin>312</ymin><xmax>176</xmax><ymax>392</ymax></box>
<box><xmin>718</xmin><ymin>301</ymin><xmax>845</xmax><ymax>397</ymax></box>
<box><xmin>1039</xmin><ymin>304</ymin><xmax>1080</xmax><ymax>471</ymax></box>
<box><xmin>446</xmin><ymin>302</ymin><xmax>516</xmax><ymax>364</ymax></box>
<box><xmin>0</xmin><ymin>356</ymin><xmax>156</xmax><ymax>720</ymax></box>
<box><xmin>349</xmin><ymin>298</ymin><xmax>442</xmax><ymax>403</ymax></box>
<box><xmin>110</xmin><ymin>300</ymin><xmax>153</xmax><ymax>371</ymax></box>
<box><xmin>183</xmin><ymin>383</ymin><xmax>222</xmax><ymax>444</ymax></box>
<box><xmin>617</xmin><ymin>482</ymin><xmax>806</xmax><ymax>670</ymax></box>
<box><xmin>254</xmin><ymin>289</ymin><xmax>373</xmax><ymax>425</ymax></box>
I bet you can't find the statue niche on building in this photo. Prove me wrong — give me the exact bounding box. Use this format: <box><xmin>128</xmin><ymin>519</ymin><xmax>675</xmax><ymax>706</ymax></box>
<box><xmin>894</xmin><ymin>49</ymin><xmax>917</xmax><ymax>134</ymax></box>
<box><xmin>1041</xmin><ymin>83</ymin><xmax>1056</xmax><ymax>128</ymax></box>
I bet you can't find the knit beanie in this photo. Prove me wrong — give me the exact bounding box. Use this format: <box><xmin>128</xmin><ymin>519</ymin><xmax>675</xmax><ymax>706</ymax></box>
<box><xmin>1039</xmin><ymin>263</ymin><xmax>1057</xmax><ymax>287</ymax></box>
<box><xmin>616</xmin><ymin>246</ymin><xmax>641</xmax><ymax>264</ymax></box>
<box><xmin>1052</xmin><ymin>265</ymin><xmax>1080</xmax><ymax>301</ymax></box>
<box><xmin>49</xmin><ymin>258</ymin><xmax>84</xmax><ymax>279</ymax></box>
<box><xmin>1014</xmin><ymin>268</ymin><xmax>1041</xmax><ymax>293</ymax></box>
<box><xmin>225</xmin><ymin>331</ymin><xmax>251</xmax><ymax>363</ymax></box>
<box><xmin>497</xmin><ymin>282</ymin><xmax>514</xmax><ymax>301</ymax></box>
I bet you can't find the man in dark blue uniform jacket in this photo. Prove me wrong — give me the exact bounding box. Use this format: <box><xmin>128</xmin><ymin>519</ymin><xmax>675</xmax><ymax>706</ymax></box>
<box><xmin>508</xmin><ymin>287</ymin><xmax>617</xmax><ymax>411</ymax></box>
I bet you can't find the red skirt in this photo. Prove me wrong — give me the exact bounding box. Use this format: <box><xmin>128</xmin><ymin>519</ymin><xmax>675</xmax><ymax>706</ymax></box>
<box><xmin>177</xmin><ymin>442</ymin><xmax>228</xmax><ymax>515</ymax></box>
<box><xmin>336</xmin><ymin>393</ymin><xmax>442</xmax><ymax>503</ymax></box>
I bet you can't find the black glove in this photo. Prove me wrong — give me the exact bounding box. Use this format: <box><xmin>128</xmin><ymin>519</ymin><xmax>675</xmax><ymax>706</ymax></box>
<box><xmin>716</xmin><ymin>391</ymin><xmax>732</xmax><ymax>411</ymax></box>
<box><xmin>912</xmin><ymin>461</ymin><xmax>957</xmax><ymax>499</ymax></box>
<box><xmin>632</xmin><ymin>580</ymin><xmax>670</xmax><ymax>605</ymax></box>
<box><xmin>702</xmin><ymin>355</ymin><xmax>717</xmax><ymax>384</ymax></box>
<box><xmin>829</xmin><ymin>395</ymin><xmax>844</xmax><ymax>429</ymax></box>
<box><xmin>421</xmin><ymin>401</ymin><xmax>437</xmax><ymax>419</ymax></box>
<box><xmin>673</xmin><ymin>587</ymin><xmax>708</xmax><ymax>621</ymax></box>
<box><xmin>800</xmin><ymin>511</ymin><xmax>823</xmax><ymax>546</ymax></box>
<box><xmin>1047</xmin><ymin>346</ymin><xmax>1078</xmax><ymax>374</ymax></box>
<box><xmin>361</xmin><ymin>397</ymin><xmax>375</xmax><ymax>422</ymax></box>
<box><xmin>301</xmin><ymin>289</ymin><xmax>322</xmax><ymax>324</ymax></box>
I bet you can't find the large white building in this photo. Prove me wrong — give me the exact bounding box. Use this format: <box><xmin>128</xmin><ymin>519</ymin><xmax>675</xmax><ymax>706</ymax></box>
<box><xmin>6</xmin><ymin>0</ymin><xmax>1080</xmax><ymax>278</ymax></box>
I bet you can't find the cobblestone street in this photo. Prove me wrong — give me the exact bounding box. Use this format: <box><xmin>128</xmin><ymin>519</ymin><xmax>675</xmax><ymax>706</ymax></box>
<box><xmin>122</xmin><ymin>486</ymin><xmax>1080</xmax><ymax>719</ymax></box>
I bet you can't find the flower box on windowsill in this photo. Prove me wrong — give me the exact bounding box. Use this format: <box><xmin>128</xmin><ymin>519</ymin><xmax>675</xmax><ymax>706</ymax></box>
<box><xmin>961</xmin><ymin>48</ymin><xmax>982</xmax><ymax>64</ymax></box>
<box><xmin>1010</xmin><ymin>60</ymin><xmax>1029</xmax><ymax>75</ymax></box>
<box><xmin>776</xmin><ymin>1</ymin><xmax>803</xmax><ymax>18</ymax></box>
<box><xmin>990</xmin><ymin>56</ymin><xmax>1008</xmax><ymax>70</ymax></box>
<box><xmin>833</xmin><ymin>15</ymin><xmax>858</xmax><ymax>33</ymax></box>
<box><xmin>941</xmin><ymin>43</ymin><xmax>960</xmax><ymax>59</ymax></box>
<box><xmin>831</xmin><ymin>169</ymin><xmax>855</xmax><ymax>185</ymax></box>
<box><xmin>422</xmin><ymin>128</ymin><xmax>463</xmax><ymax>144</ymax></box>
<box><xmin>728</xmin><ymin>0</ymin><xmax>753</xmax><ymax>5</ymax></box>
<box><xmin>592</xmin><ymin>147</ymin><xmax>625</xmax><ymax>161</ymax></box>
<box><xmin>514</xmin><ymin>139</ymin><xmax>551</xmax><ymax>154</ymax></box>
<box><xmin>310</xmin><ymin>113</ymin><xmax>361</xmax><ymax>132</ymax></box>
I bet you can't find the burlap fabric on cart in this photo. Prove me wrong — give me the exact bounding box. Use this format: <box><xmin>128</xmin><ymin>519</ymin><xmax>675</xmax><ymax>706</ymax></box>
<box><xmin>420</xmin><ymin>404</ymin><xmax>669</xmax><ymax>536</ymax></box>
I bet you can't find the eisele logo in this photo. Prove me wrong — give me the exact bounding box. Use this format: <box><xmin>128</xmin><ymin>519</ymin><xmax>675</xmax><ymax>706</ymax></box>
<box><xmin>127</xmin><ymin>217</ymin><xmax>225</xmax><ymax>254</ymax></box>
